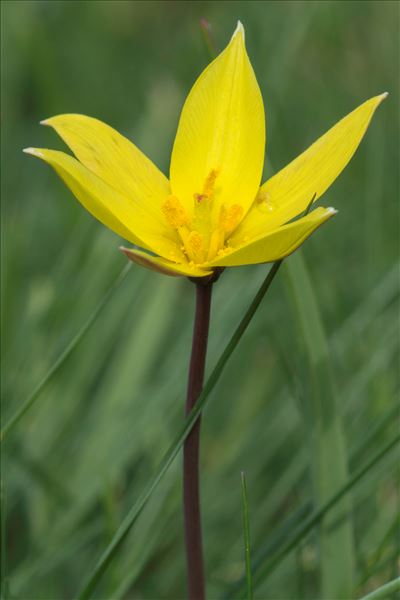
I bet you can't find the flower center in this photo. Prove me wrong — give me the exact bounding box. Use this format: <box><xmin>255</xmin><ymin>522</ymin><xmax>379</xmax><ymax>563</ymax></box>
<box><xmin>162</xmin><ymin>170</ymin><xmax>243</xmax><ymax>264</ymax></box>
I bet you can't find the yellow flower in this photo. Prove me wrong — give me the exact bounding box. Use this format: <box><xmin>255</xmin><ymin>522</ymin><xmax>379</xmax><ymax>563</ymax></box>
<box><xmin>24</xmin><ymin>22</ymin><xmax>386</xmax><ymax>278</ymax></box>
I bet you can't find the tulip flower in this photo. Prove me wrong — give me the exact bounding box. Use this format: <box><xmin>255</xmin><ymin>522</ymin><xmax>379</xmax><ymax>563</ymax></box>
<box><xmin>24</xmin><ymin>21</ymin><xmax>386</xmax><ymax>600</ymax></box>
<box><xmin>24</xmin><ymin>22</ymin><xmax>386</xmax><ymax>280</ymax></box>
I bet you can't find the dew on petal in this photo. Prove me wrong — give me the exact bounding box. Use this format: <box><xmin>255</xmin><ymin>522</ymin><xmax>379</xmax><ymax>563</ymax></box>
<box><xmin>256</xmin><ymin>190</ymin><xmax>276</xmax><ymax>213</ymax></box>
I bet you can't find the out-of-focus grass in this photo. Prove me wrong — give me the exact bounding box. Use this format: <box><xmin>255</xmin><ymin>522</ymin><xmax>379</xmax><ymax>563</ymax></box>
<box><xmin>1</xmin><ymin>1</ymin><xmax>399</xmax><ymax>599</ymax></box>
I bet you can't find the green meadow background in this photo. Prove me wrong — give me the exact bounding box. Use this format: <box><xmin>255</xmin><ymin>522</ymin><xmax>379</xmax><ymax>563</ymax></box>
<box><xmin>1</xmin><ymin>1</ymin><xmax>399</xmax><ymax>599</ymax></box>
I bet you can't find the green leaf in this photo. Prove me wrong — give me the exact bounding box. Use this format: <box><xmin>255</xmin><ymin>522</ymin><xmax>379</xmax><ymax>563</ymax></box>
<box><xmin>284</xmin><ymin>249</ymin><xmax>355</xmax><ymax>597</ymax></box>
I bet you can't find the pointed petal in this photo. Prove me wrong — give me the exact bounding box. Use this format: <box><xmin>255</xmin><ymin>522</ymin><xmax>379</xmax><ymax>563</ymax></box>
<box><xmin>41</xmin><ymin>114</ymin><xmax>172</xmax><ymax>232</ymax></box>
<box><xmin>170</xmin><ymin>22</ymin><xmax>265</xmax><ymax>221</ymax></box>
<box><xmin>120</xmin><ymin>247</ymin><xmax>213</xmax><ymax>278</ymax></box>
<box><xmin>231</xmin><ymin>93</ymin><xmax>387</xmax><ymax>244</ymax></box>
<box><xmin>206</xmin><ymin>207</ymin><xmax>336</xmax><ymax>267</ymax></box>
<box><xmin>24</xmin><ymin>148</ymin><xmax>184</xmax><ymax>261</ymax></box>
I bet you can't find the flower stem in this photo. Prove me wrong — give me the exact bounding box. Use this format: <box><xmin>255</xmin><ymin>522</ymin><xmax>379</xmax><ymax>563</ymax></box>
<box><xmin>184</xmin><ymin>281</ymin><xmax>212</xmax><ymax>600</ymax></box>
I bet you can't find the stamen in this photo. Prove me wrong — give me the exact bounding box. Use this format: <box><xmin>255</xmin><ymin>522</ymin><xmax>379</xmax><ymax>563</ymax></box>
<box><xmin>187</xmin><ymin>231</ymin><xmax>204</xmax><ymax>263</ymax></box>
<box><xmin>203</xmin><ymin>169</ymin><xmax>219</xmax><ymax>198</ymax></box>
<box><xmin>220</xmin><ymin>204</ymin><xmax>243</xmax><ymax>236</ymax></box>
<box><xmin>207</xmin><ymin>228</ymin><xmax>224</xmax><ymax>262</ymax></box>
<box><xmin>176</xmin><ymin>228</ymin><xmax>203</xmax><ymax>263</ymax></box>
<box><xmin>161</xmin><ymin>173</ymin><xmax>247</xmax><ymax>265</ymax></box>
<box><xmin>162</xmin><ymin>195</ymin><xmax>188</xmax><ymax>228</ymax></box>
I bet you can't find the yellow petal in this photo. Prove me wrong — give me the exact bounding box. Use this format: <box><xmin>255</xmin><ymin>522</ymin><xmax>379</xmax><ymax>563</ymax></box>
<box><xmin>206</xmin><ymin>207</ymin><xmax>336</xmax><ymax>267</ymax></box>
<box><xmin>170</xmin><ymin>21</ymin><xmax>265</xmax><ymax>223</ymax></box>
<box><xmin>120</xmin><ymin>247</ymin><xmax>213</xmax><ymax>278</ymax></box>
<box><xmin>41</xmin><ymin>114</ymin><xmax>170</xmax><ymax>226</ymax></box>
<box><xmin>24</xmin><ymin>148</ymin><xmax>184</xmax><ymax>261</ymax></box>
<box><xmin>231</xmin><ymin>93</ymin><xmax>387</xmax><ymax>244</ymax></box>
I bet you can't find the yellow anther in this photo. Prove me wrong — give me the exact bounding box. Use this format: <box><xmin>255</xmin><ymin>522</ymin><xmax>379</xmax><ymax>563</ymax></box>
<box><xmin>162</xmin><ymin>195</ymin><xmax>188</xmax><ymax>228</ymax></box>
<box><xmin>221</xmin><ymin>204</ymin><xmax>243</xmax><ymax>235</ymax></box>
<box><xmin>203</xmin><ymin>169</ymin><xmax>219</xmax><ymax>198</ymax></box>
<box><xmin>188</xmin><ymin>231</ymin><xmax>204</xmax><ymax>262</ymax></box>
<box><xmin>178</xmin><ymin>228</ymin><xmax>204</xmax><ymax>263</ymax></box>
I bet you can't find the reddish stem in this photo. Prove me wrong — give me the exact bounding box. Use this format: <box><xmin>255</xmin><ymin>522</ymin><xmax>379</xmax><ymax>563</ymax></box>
<box><xmin>183</xmin><ymin>282</ymin><xmax>212</xmax><ymax>600</ymax></box>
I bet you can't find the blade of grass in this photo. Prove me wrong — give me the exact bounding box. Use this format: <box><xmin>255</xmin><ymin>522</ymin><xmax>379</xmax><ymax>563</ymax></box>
<box><xmin>227</xmin><ymin>397</ymin><xmax>398</xmax><ymax>597</ymax></box>
<box><xmin>1</xmin><ymin>263</ymin><xmax>131</xmax><ymax>442</ymax></box>
<box><xmin>284</xmin><ymin>250</ymin><xmax>355</xmax><ymax>597</ymax></box>
<box><xmin>241</xmin><ymin>471</ymin><xmax>253</xmax><ymax>600</ymax></box>
<box><xmin>231</xmin><ymin>432</ymin><xmax>399</xmax><ymax>598</ymax></box>
<box><xmin>349</xmin><ymin>401</ymin><xmax>400</xmax><ymax>468</ymax></box>
<box><xmin>78</xmin><ymin>260</ymin><xmax>282</xmax><ymax>600</ymax></box>
<box><xmin>331</xmin><ymin>261</ymin><xmax>399</xmax><ymax>356</ymax></box>
<box><xmin>268</xmin><ymin>151</ymin><xmax>355</xmax><ymax>597</ymax></box>
<box><xmin>359</xmin><ymin>514</ymin><xmax>399</xmax><ymax>588</ymax></box>
<box><xmin>359</xmin><ymin>577</ymin><xmax>400</xmax><ymax>600</ymax></box>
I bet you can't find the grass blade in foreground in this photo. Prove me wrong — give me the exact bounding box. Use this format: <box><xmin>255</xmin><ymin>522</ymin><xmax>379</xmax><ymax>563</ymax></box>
<box><xmin>227</xmin><ymin>399</ymin><xmax>398</xmax><ymax>598</ymax></box>
<box><xmin>231</xmin><ymin>432</ymin><xmax>399</xmax><ymax>598</ymax></box>
<box><xmin>284</xmin><ymin>250</ymin><xmax>355</xmax><ymax>597</ymax></box>
<box><xmin>241</xmin><ymin>471</ymin><xmax>253</xmax><ymax>600</ymax></box>
<box><xmin>78</xmin><ymin>261</ymin><xmax>282</xmax><ymax>600</ymax></box>
<box><xmin>359</xmin><ymin>577</ymin><xmax>400</xmax><ymax>600</ymax></box>
<box><xmin>1</xmin><ymin>264</ymin><xmax>131</xmax><ymax>442</ymax></box>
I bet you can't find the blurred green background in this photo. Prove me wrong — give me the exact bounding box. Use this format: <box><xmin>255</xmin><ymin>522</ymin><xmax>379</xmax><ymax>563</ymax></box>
<box><xmin>1</xmin><ymin>1</ymin><xmax>399</xmax><ymax>599</ymax></box>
